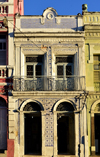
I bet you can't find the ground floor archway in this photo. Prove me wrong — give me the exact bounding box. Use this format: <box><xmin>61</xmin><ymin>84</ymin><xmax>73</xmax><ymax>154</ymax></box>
<box><xmin>25</xmin><ymin>112</ymin><xmax>41</xmax><ymax>155</ymax></box>
<box><xmin>23</xmin><ymin>101</ymin><xmax>42</xmax><ymax>155</ymax></box>
<box><xmin>91</xmin><ymin>101</ymin><xmax>100</xmax><ymax>155</ymax></box>
<box><xmin>95</xmin><ymin>114</ymin><xmax>100</xmax><ymax>155</ymax></box>
<box><xmin>56</xmin><ymin>101</ymin><xmax>75</xmax><ymax>155</ymax></box>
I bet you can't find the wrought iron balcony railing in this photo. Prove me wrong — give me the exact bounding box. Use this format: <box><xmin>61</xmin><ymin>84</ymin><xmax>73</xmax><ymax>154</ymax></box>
<box><xmin>13</xmin><ymin>76</ymin><xmax>85</xmax><ymax>92</ymax></box>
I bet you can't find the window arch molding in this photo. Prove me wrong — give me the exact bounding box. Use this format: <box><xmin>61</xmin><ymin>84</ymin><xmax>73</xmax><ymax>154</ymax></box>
<box><xmin>53</xmin><ymin>99</ymin><xmax>76</xmax><ymax>156</ymax></box>
<box><xmin>53</xmin><ymin>99</ymin><xmax>76</xmax><ymax>112</ymax></box>
<box><xmin>19</xmin><ymin>99</ymin><xmax>45</xmax><ymax>156</ymax></box>
<box><xmin>91</xmin><ymin>99</ymin><xmax>100</xmax><ymax>112</ymax></box>
<box><xmin>20</xmin><ymin>99</ymin><xmax>44</xmax><ymax>111</ymax></box>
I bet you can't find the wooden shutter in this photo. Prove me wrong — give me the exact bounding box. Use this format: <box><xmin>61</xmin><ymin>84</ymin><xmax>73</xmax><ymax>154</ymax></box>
<box><xmin>66</xmin><ymin>65</ymin><xmax>72</xmax><ymax>75</ymax></box>
<box><xmin>27</xmin><ymin>65</ymin><xmax>33</xmax><ymax>78</ymax></box>
<box><xmin>35</xmin><ymin>65</ymin><xmax>42</xmax><ymax>77</ymax></box>
<box><xmin>57</xmin><ymin>65</ymin><xmax>63</xmax><ymax>78</ymax></box>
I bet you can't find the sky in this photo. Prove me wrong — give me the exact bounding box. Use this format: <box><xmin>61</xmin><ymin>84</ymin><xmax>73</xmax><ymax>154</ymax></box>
<box><xmin>24</xmin><ymin>0</ymin><xmax>100</xmax><ymax>16</ymax></box>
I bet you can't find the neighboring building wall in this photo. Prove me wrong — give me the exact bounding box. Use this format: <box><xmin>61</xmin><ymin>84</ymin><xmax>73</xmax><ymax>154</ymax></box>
<box><xmin>0</xmin><ymin>20</ymin><xmax>14</xmax><ymax>157</ymax></box>
<box><xmin>14</xmin><ymin>0</ymin><xmax>24</xmax><ymax>16</ymax></box>
<box><xmin>83</xmin><ymin>9</ymin><xmax>100</xmax><ymax>156</ymax></box>
<box><xmin>0</xmin><ymin>0</ymin><xmax>24</xmax><ymax>157</ymax></box>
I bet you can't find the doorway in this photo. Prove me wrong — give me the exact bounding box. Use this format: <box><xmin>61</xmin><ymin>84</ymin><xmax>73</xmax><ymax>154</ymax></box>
<box><xmin>57</xmin><ymin>115</ymin><xmax>69</xmax><ymax>154</ymax></box>
<box><xmin>57</xmin><ymin>113</ymin><xmax>75</xmax><ymax>155</ymax></box>
<box><xmin>25</xmin><ymin>113</ymin><xmax>41</xmax><ymax>155</ymax></box>
<box><xmin>95</xmin><ymin>114</ymin><xmax>100</xmax><ymax>155</ymax></box>
<box><xmin>56</xmin><ymin>102</ymin><xmax>75</xmax><ymax>155</ymax></box>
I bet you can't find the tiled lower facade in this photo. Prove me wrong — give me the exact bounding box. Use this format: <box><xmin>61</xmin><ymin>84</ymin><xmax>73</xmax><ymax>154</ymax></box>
<box><xmin>7</xmin><ymin>91</ymin><xmax>88</xmax><ymax>157</ymax></box>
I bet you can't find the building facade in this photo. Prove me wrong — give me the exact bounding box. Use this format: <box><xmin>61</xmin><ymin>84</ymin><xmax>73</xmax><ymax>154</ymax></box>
<box><xmin>83</xmin><ymin>5</ymin><xmax>100</xmax><ymax>156</ymax></box>
<box><xmin>8</xmin><ymin>7</ymin><xmax>88</xmax><ymax>157</ymax></box>
<box><xmin>0</xmin><ymin>0</ymin><xmax>23</xmax><ymax>157</ymax></box>
<box><xmin>2</xmin><ymin>3</ymin><xmax>100</xmax><ymax>157</ymax></box>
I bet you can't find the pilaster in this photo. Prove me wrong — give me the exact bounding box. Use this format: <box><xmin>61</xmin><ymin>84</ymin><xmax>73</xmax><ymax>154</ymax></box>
<box><xmin>53</xmin><ymin>111</ymin><xmax>57</xmax><ymax>157</ymax></box>
<box><xmin>41</xmin><ymin>111</ymin><xmax>45</xmax><ymax>156</ymax></box>
<box><xmin>8</xmin><ymin>20</ymin><xmax>14</xmax><ymax>77</ymax></box>
<box><xmin>15</xmin><ymin>45</ymin><xmax>21</xmax><ymax>76</ymax></box>
<box><xmin>91</xmin><ymin>115</ymin><xmax>95</xmax><ymax>155</ymax></box>
<box><xmin>19</xmin><ymin>112</ymin><xmax>24</xmax><ymax>157</ymax></box>
<box><xmin>75</xmin><ymin>112</ymin><xmax>79</xmax><ymax>156</ymax></box>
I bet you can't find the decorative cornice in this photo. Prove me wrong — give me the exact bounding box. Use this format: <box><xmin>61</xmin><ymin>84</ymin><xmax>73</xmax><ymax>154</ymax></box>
<box><xmin>14</xmin><ymin>38</ymin><xmax>84</xmax><ymax>42</ymax></box>
<box><xmin>85</xmin><ymin>32</ymin><xmax>100</xmax><ymax>37</ymax></box>
<box><xmin>12</xmin><ymin>91</ymin><xmax>84</xmax><ymax>97</ymax></box>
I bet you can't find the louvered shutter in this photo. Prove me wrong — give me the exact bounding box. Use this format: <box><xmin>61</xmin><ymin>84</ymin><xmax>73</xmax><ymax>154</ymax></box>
<box><xmin>0</xmin><ymin>107</ymin><xmax>7</xmax><ymax>149</ymax></box>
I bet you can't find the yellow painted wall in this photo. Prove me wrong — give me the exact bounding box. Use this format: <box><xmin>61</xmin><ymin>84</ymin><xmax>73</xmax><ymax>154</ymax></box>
<box><xmin>83</xmin><ymin>12</ymin><xmax>100</xmax><ymax>155</ymax></box>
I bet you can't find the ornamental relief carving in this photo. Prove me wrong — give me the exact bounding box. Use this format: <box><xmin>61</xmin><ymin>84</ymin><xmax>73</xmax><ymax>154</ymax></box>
<box><xmin>85</xmin><ymin>32</ymin><xmax>100</xmax><ymax>37</ymax></box>
<box><xmin>89</xmin><ymin>95</ymin><xmax>100</xmax><ymax>99</ymax></box>
<box><xmin>53</xmin><ymin>48</ymin><xmax>78</xmax><ymax>52</ymax></box>
<box><xmin>15</xmin><ymin>38</ymin><xmax>84</xmax><ymax>43</ymax></box>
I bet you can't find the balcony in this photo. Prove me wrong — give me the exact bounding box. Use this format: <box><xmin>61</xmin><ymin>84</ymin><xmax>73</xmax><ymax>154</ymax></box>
<box><xmin>0</xmin><ymin>66</ymin><xmax>8</xmax><ymax>78</ymax></box>
<box><xmin>0</xmin><ymin>1</ymin><xmax>13</xmax><ymax>14</ymax></box>
<box><xmin>0</xmin><ymin>5</ymin><xmax>8</xmax><ymax>14</ymax></box>
<box><xmin>13</xmin><ymin>76</ymin><xmax>85</xmax><ymax>91</ymax></box>
<box><xmin>0</xmin><ymin>66</ymin><xmax>13</xmax><ymax>94</ymax></box>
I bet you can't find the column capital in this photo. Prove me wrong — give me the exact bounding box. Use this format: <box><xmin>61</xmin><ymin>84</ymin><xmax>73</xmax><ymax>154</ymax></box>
<box><xmin>15</xmin><ymin>43</ymin><xmax>21</xmax><ymax>47</ymax></box>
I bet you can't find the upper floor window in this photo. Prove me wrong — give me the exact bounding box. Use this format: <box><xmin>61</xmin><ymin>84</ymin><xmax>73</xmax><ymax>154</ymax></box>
<box><xmin>26</xmin><ymin>56</ymin><xmax>43</xmax><ymax>78</ymax></box>
<box><xmin>93</xmin><ymin>55</ymin><xmax>100</xmax><ymax>91</ymax></box>
<box><xmin>56</xmin><ymin>56</ymin><xmax>74</xmax><ymax>78</ymax></box>
<box><xmin>0</xmin><ymin>35</ymin><xmax>6</xmax><ymax>65</ymax></box>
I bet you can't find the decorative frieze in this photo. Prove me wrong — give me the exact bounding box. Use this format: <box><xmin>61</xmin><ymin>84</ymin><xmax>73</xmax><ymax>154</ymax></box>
<box><xmin>88</xmin><ymin>95</ymin><xmax>100</xmax><ymax>99</ymax></box>
<box><xmin>15</xmin><ymin>38</ymin><xmax>84</xmax><ymax>43</ymax></box>
<box><xmin>53</xmin><ymin>48</ymin><xmax>78</xmax><ymax>52</ymax></box>
<box><xmin>23</xmin><ymin>49</ymin><xmax>40</xmax><ymax>51</ymax></box>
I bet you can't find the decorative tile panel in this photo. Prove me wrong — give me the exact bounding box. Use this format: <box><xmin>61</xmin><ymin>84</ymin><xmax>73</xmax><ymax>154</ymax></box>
<box><xmin>38</xmin><ymin>98</ymin><xmax>58</xmax><ymax>147</ymax></box>
<box><xmin>47</xmin><ymin>46</ymin><xmax>52</xmax><ymax>76</ymax></box>
<box><xmin>21</xmin><ymin>18</ymin><xmax>77</xmax><ymax>30</ymax></box>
